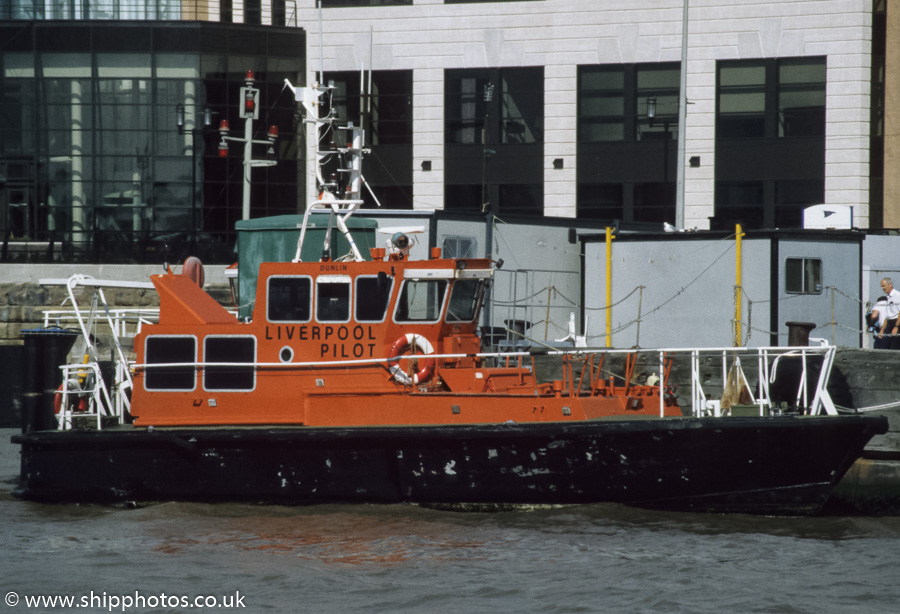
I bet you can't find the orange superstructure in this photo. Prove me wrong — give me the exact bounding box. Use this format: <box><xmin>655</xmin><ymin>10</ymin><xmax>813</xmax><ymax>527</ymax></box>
<box><xmin>130</xmin><ymin>246</ymin><xmax>680</xmax><ymax>428</ymax></box>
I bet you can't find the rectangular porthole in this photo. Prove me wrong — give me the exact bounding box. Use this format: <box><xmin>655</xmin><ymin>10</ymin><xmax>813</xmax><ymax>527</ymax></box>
<box><xmin>203</xmin><ymin>336</ymin><xmax>256</xmax><ymax>391</ymax></box>
<box><xmin>144</xmin><ymin>336</ymin><xmax>196</xmax><ymax>391</ymax></box>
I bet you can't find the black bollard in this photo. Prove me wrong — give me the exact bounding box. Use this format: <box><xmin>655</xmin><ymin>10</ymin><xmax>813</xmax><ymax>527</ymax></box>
<box><xmin>771</xmin><ymin>322</ymin><xmax>821</xmax><ymax>414</ymax></box>
<box><xmin>786</xmin><ymin>321</ymin><xmax>816</xmax><ymax>347</ymax></box>
<box><xmin>21</xmin><ymin>328</ymin><xmax>79</xmax><ymax>433</ymax></box>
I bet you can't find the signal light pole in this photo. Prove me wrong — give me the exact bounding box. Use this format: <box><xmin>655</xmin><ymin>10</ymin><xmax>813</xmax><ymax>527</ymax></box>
<box><xmin>217</xmin><ymin>70</ymin><xmax>279</xmax><ymax>220</ymax></box>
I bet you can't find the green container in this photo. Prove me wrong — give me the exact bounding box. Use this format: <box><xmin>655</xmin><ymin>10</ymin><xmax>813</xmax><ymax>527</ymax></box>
<box><xmin>234</xmin><ymin>214</ymin><xmax>378</xmax><ymax>319</ymax></box>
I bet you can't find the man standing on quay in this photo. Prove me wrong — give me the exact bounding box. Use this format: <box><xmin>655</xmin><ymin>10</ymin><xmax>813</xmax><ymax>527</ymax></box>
<box><xmin>879</xmin><ymin>277</ymin><xmax>900</xmax><ymax>349</ymax></box>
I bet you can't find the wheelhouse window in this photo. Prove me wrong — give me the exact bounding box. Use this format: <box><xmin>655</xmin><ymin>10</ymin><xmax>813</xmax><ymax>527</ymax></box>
<box><xmin>395</xmin><ymin>279</ymin><xmax>447</xmax><ymax>322</ymax></box>
<box><xmin>446</xmin><ymin>279</ymin><xmax>484</xmax><ymax>322</ymax></box>
<box><xmin>316</xmin><ymin>276</ymin><xmax>351</xmax><ymax>322</ymax></box>
<box><xmin>144</xmin><ymin>336</ymin><xmax>196</xmax><ymax>391</ymax></box>
<box><xmin>355</xmin><ymin>274</ymin><xmax>393</xmax><ymax>322</ymax></box>
<box><xmin>267</xmin><ymin>276</ymin><xmax>312</xmax><ymax>322</ymax></box>
<box><xmin>785</xmin><ymin>258</ymin><xmax>822</xmax><ymax>294</ymax></box>
<box><xmin>203</xmin><ymin>336</ymin><xmax>255</xmax><ymax>391</ymax></box>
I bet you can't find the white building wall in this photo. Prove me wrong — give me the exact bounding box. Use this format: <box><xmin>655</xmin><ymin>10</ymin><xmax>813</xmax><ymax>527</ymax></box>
<box><xmin>296</xmin><ymin>0</ymin><xmax>872</xmax><ymax>228</ymax></box>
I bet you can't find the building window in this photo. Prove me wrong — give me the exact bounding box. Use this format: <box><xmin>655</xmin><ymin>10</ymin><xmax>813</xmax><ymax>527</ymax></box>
<box><xmin>445</xmin><ymin>0</ymin><xmax>541</xmax><ymax>3</ymax></box>
<box><xmin>778</xmin><ymin>58</ymin><xmax>826</xmax><ymax>138</ymax></box>
<box><xmin>578</xmin><ymin>66</ymin><xmax>624</xmax><ymax>143</ymax></box>
<box><xmin>446</xmin><ymin>67</ymin><xmax>543</xmax><ymax>146</ymax></box>
<box><xmin>245</xmin><ymin>0</ymin><xmax>262</xmax><ymax>24</ymax></box>
<box><xmin>203</xmin><ymin>336</ymin><xmax>256</xmax><ymax>391</ymax></box>
<box><xmin>320</xmin><ymin>0</ymin><xmax>411</xmax><ymax>7</ymax></box>
<box><xmin>717</xmin><ymin>62</ymin><xmax>766</xmax><ymax>139</ymax></box>
<box><xmin>445</xmin><ymin>67</ymin><xmax>544</xmax><ymax>215</ymax></box>
<box><xmin>714</xmin><ymin>57</ymin><xmax>826</xmax><ymax>230</ymax></box>
<box><xmin>576</xmin><ymin>184</ymin><xmax>624</xmax><ymax>221</ymax></box>
<box><xmin>321</xmin><ymin>70</ymin><xmax>413</xmax><ymax>209</ymax></box>
<box><xmin>0</xmin><ymin>23</ymin><xmax>304</xmax><ymax>264</ymax></box>
<box><xmin>576</xmin><ymin>63</ymin><xmax>680</xmax><ymax>224</ymax></box>
<box><xmin>785</xmin><ymin>258</ymin><xmax>823</xmax><ymax>294</ymax></box>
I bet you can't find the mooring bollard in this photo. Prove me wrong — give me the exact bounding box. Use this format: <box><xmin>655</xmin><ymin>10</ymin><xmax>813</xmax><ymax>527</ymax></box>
<box><xmin>21</xmin><ymin>328</ymin><xmax>79</xmax><ymax>433</ymax></box>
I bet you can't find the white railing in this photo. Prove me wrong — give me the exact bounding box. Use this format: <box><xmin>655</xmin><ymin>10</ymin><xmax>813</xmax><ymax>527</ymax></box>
<box><xmin>55</xmin><ymin>362</ymin><xmax>122</xmax><ymax>431</ymax></box>
<box><xmin>53</xmin><ymin>339</ymin><xmax>839</xmax><ymax>430</ymax></box>
<box><xmin>43</xmin><ymin>308</ymin><xmax>160</xmax><ymax>338</ymax></box>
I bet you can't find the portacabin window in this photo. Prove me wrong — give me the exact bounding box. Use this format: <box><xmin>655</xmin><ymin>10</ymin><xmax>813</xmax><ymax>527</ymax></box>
<box><xmin>785</xmin><ymin>258</ymin><xmax>822</xmax><ymax>294</ymax></box>
<box><xmin>203</xmin><ymin>336</ymin><xmax>256</xmax><ymax>391</ymax></box>
<box><xmin>441</xmin><ymin>236</ymin><xmax>477</xmax><ymax>259</ymax></box>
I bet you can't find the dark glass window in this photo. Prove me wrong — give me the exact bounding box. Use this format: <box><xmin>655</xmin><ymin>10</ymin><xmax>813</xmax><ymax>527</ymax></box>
<box><xmin>713</xmin><ymin>181</ymin><xmax>764</xmax><ymax>229</ymax></box>
<box><xmin>268</xmin><ymin>277</ymin><xmax>312</xmax><ymax>322</ymax></box>
<box><xmin>578</xmin><ymin>66</ymin><xmax>624</xmax><ymax>142</ymax></box>
<box><xmin>447</xmin><ymin>279</ymin><xmax>483</xmax><ymax>322</ymax></box>
<box><xmin>320</xmin><ymin>0</ymin><xmax>410</xmax><ymax>6</ymax></box>
<box><xmin>576</xmin><ymin>184</ymin><xmax>623</xmax><ymax>221</ymax></box>
<box><xmin>714</xmin><ymin>57</ymin><xmax>826</xmax><ymax>230</ymax></box>
<box><xmin>395</xmin><ymin>280</ymin><xmax>447</xmax><ymax>322</ymax></box>
<box><xmin>633</xmin><ymin>182</ymin><xmax>674</xmax><ymax>224</ymax></box>
<box><xmin>785</xmin><ymin>258</ymin><xmax>822</xmax><ymax>294</ymax></box>
<box><xmin>324</xmin><ymin>71</ymin><xmax>412</xmax><ymax>146</ymax></box>
<box><xmin>446</xmin><ymin>67</ymin><xmax>543</xmax><ymax>145</ymax></box>
<box><xmin>444</xmin><ymin>184</ymin><xmax>483</xmax><ymax>213</ymax></box>
<box><xmin>245</xmin><ymin>0</ymin><xmax>262</xmax><ymax>24</ymax></box>
<box><xmin>498</xmin><ymin>184</ymin><xmax>543</xmax><ymax>216</ymax></box>
<box><xmin>321</xmin><ymin>70</ymin><xmax>413</xmax><ymax>209</ymax></box>
<box><xmin>717</xmin><ymin>61</ymin><xmax>766</xmax><ymax>139</ymax></box>
<box><xmin>204</xmin><ymin>336</ymin><xmax>255</xmax><ymax>391</ymax></box>
<box><xmin>316</xmin><ymin>277</ymin><xmax>351</xmax><ymax>322</ymax></box>
<box><xmin>355</xmin><ymin>275</ymin><xmax>393</xmax><ymax>322</ymax></box>
<box><xmin>637</xmin><ymin>64</ymin><xmax>680</xmax><ymax>141</ymax></box>
<box><xmin>0</xmin><ymin>23</ymin><xmax>305</xmax><ymax>264</ymax></box>
<box><xmin>778</xmin><ymin>58</ymin><xmax>826</xmax><ymax>138</ymax></box>
<box><xmin>576</xmin><ymin>63</ymin><xmax>680</xmax><ymax>225</ymax></box>
<box><xmin>717</xmin><ymin>57</ymin><xmax>826</xmax><ymax>140</ymax></box>
<box><xmin>144</xmin><ymin>336</ymin><xmax>196</xmax><ymax>390</ymax></box>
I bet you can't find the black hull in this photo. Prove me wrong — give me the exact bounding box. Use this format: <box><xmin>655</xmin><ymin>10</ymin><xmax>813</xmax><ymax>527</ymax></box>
<box><xmin>12</xmin><ymin>415</ymin><xmax>888</xmax><ymax>515</ymax></box>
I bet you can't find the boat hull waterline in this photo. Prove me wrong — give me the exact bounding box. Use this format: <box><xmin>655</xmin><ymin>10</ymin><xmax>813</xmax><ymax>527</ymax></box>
<box><xmin>13</xmin><ymin>414</ymin><xmax>887</xmax><ymax>515</ymax></box>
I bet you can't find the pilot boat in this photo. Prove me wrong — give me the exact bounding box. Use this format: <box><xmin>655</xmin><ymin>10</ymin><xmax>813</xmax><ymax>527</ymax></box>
<box><xmin>11</xmin><ymin>79</ymin><xmax>887</xmax><ymax>515</ymax></box>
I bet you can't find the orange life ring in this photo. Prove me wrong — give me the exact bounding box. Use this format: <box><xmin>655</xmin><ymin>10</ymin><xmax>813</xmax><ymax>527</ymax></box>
<box><xmin>387</xmin><ymin>333</ymin><xmax>436</xmax><ymax>386</ymax></box>
<box><xmin>53</xmin><ymin>382</ymin><xmax>88</xmax><ymax>415</ymax></box>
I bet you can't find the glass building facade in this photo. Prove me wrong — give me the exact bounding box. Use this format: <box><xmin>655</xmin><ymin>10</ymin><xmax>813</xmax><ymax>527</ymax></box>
<box><xmin>0</xmin><ymin>21</ymin><xmax>305</xmax><ymax>263</ymax></box>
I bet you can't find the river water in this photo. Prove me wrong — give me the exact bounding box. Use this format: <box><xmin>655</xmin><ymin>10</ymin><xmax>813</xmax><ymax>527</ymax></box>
<box><xmin>2</xmin><ymin>428</ymin><xmax>899</xmax><ymax>613</ymax></box>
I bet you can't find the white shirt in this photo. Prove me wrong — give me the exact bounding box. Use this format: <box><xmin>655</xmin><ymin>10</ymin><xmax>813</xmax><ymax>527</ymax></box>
<box><xmin>887</xmin><ymin>289</ymin><xmax>900</xmax><ymax>321</ymax></box>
